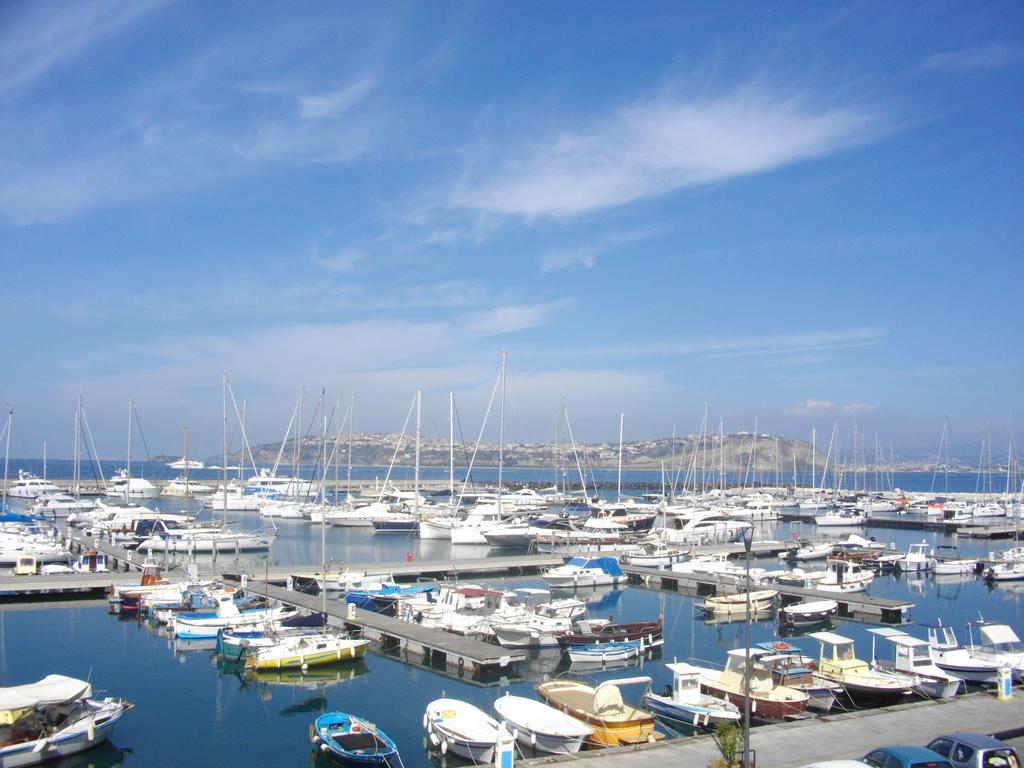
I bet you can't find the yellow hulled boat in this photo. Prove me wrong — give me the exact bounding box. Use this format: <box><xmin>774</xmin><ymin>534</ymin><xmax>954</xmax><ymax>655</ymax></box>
<box><xmin>535</xmin><ymin>677</ymin><xmax>663</xmax><ymax>747</ymax></box>
<box><xmin>243</xmin><ymin>633</ymin><xmax>370</xmax><ymax>671</ymax></box>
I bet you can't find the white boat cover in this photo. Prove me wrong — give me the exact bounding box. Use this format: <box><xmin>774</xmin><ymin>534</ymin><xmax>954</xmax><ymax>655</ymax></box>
<box><xmin>0</xmin><ymin>675</ymin><xmax>91</xmax><ymax>723</ymax></box>
<box><xmin>980</xmin><ymin>624</ymin><xmax>1020</xmax><ymax>645</ymax></box>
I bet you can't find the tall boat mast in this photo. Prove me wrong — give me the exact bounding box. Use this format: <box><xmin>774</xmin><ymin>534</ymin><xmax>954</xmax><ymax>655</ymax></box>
<box><xmin>2</xmin><ymin>407</ymin><xmax>11</xmax><ymax>512</ymax></box>
<box><xmin>616</xmin><ymin>412</ymin><xmax>624</xmax><ymax>503</ymax></box>
<box><xmin>498</xmin><ymin>352</ymin><xmax>506</xmax><ymax>519</ymax></box>
<box><xmin>414</xmin><ymin>388</ymin><xmax>421</xmax><ymax>519</ymax></box>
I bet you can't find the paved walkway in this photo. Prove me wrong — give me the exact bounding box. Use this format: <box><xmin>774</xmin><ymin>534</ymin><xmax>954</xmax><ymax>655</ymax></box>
<box><xmin>521</xmin><ymin>691</ymin><xmax>1024</xmax><ymax>766</ymax></box>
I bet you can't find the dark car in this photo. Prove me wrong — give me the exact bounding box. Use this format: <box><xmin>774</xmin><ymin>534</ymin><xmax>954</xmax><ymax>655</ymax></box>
<box><xmin>863</xmin><ymin>746</ymin><xmax>955</xmax><ymax>768</ymax></box>
<box><xmin>926</xmin><ymin>733</ymin><xmax>1021</xmax><ymax>768</ymax></box>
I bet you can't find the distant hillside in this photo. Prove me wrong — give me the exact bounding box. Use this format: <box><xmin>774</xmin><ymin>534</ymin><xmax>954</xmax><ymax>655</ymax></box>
<box><xmin>216</xmin><ymin>432</ymin><xmax>827</xmax><ymax>472</ymax></box>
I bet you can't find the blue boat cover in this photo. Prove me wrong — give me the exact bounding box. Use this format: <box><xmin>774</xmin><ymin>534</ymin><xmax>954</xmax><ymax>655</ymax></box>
<box><xmin>566</xmin><ymin>556</ymin><xmax>622</xmax><ymax>577</ymax></box>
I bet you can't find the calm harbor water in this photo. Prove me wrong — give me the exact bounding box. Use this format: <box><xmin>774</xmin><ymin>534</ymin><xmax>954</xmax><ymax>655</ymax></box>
<box><xmin>0</xmin><ymin>471</ymin><xmax>1021</xmax><ymax>767</ymax></box>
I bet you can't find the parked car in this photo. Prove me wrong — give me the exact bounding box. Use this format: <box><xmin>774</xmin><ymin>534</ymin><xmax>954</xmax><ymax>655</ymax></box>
<box><xmin>798</xmin><ymin>762</ymin><xmax>869</xmax><ymax>768</ymax></box>
<box><xmin>926</xmin><ymin>733</ymin><xmax>1020</xmax><ymax>768</ymax></box>
<box><xmin>863</xmin><ymin>746</ymin><xmax>954</xmax><ymax>768</ymax></box>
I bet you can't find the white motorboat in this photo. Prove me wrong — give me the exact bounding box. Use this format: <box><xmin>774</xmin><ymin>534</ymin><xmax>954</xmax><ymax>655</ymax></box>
<box><xmin>932</xmin><ymin>546</ymin><xmax>978</xmax><ymax>575</ymax></box>
<box><xmin>867</xmin><ymin>628</ymin><xmax>963</xmax><ymax>699</ymax></box>
<box><xmin>166</xmin><ymin>458</ymin><xmax>204</xmax><ymax>470</ymax></box>
<box><xmin>493</xmin><ymin>693</ymin><xmax>592</xmax><ymax>754</ymax></box>
<box><xmin>6</xmin><ymin>471</ymin><xmax>59</xmax><ymax>499</ymax></box>
<box><xmin>620</xmin><ymin>542</ymin><xmax>688</xmax><ymax>568</ymax></box>
<box><xmin>925</xmin><ymin>621</ymin><xmax>1011</xmax><ymax>684</ymax></box>
<box><xmin>244</xmin><ymin>470</ymin><xmax>319</xmax><ymax>499</ymax></box>
<box><xmin>161</xmin><ymin>476</ymin><xmax>214</xmax><ymax>496</ymax></box>
<box><xmin>425</xmin><ymin>698</ymin><xmax>500</xmax><ymax>763</ymax></box>
<box><xmin>171</xmin><ymin>595</ymin><xmax>293</xmax><ymax>639</ymax></box>
<box><xmin>135</xmin><ymin>519</ymin><xmax>277</xmax><ymax>553</ymax></box>
<box><xmin>449</xmin><ymin>507</ymin><xmax>504</xmax><ymax>545</ymax></box>
<box><xmin>815</xmin><ymin>560</ymin><xmax>873</xmax><ymax>593</ymax></box>
<box><xmin>30</xmin><ymin>494</ymin><xmax>96</xmax><ymax>518</ymax></box>
<box><xmin>697</xmin><ymin>590</ymin><xmax>778</xmax><ymax>616</ymax></box>
<box><xmin>491</xmin><ymin>593</ymin><xmax>585</xmax><ymax>648</ymax></box>
<box><xmin>808</xmin><ymin>631</ymin><xmax>916</xmax><ymax>706</ymax></box>
<box><xmin>778</xmin><ymin>599</ymin><xmax>838</xmax><ymax>628</ymax></box>
<box><xmin>568</xmin><ymin>641</ymin><xmax>643</xmax><ymax>665</ymax></box>
<box><xmin>641</xmin><ymin>662</ymin><xmax>740</xmax><ymax>732</ymax></box>
<box><xmin>778</xmin><ymin>541</ymin><xmax>833</xmax><ymax>562</ymax></box>
<box><xmin>985</xmin><ymin>561</ymin><xmax>1024</xmax><ymax>582</ymax></box>
<box><xmin>814</xmin><ymin>509</ymin><xmax>866</xmax><ymax>527</ymax></box>
<box><xmin>0</xmin><ymin>675</ymin><xmax>130</xmax><ymax>767</ymax></box>
<box><xmin>543</xmin><ymin>557</ymin><xmax>624</xmax><ymax>588</ymax></box>
<box><xmin>203</xmin><ymin>484</ymin><xmax>262</xmax><ymax>512</ymax></box>
<box><xmin>105</xmin><ymin>469</ymin><xmax>159</xmax><ymax>500</ymax></box>
<box><xmin>896</xmin><ymin>541</ymin><xmax>935</xmax><ymax>572</ymax></box>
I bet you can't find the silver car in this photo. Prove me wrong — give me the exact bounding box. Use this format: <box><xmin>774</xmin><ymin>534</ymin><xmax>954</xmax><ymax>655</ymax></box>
<box><xmin>926</xmin><ymin>733</ymin><xmax>1020</xmax><ymax>768</ymax></box>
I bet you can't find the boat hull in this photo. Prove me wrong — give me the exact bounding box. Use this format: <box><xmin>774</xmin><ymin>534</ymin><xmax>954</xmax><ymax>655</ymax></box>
<box><xmin>0</xmin><ymin>704</ymin><xmax>125</xmax><ymax>768</ymax></box>
<box><xmin>641</xmin><ymin>694</ymin><xmax>739</xmax><ymax>733</ymax></box>
<box><xmin>698</xmin><ymin>682</ymin><xmax>807</xmax><ymax>722</ymax></box>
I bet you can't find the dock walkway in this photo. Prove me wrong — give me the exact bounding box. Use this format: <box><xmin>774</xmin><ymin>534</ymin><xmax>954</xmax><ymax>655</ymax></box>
<box><xmin>522</xmin><ymin>691</ymin><xmax>1024</xmax><ymax>767</ymax></box>
<box><xmin>621</xmin><ymin>564</ymin><xmax>914</xmax><ymax>622</ymax></box>
<box><xmin>236</xmin><ymin>579</ymin><xmax>525</xmax><ymax>682</ymax></box>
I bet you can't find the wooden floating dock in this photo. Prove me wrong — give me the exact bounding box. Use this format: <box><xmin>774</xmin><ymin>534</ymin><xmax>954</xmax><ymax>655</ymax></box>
<box><xmin>620</xmin><ymin>564</ymin><xmax>914</xmax><ymax>623</ymax></box>
<box><xmin>519</xmin><ymin>690</ymin><xmax>1024</xmax><ymax>767</ymax></box>
<box><xmin>225</xmin><ymin>553</ymin><xmax>566</xmax><ymax>585</ymax></box>
<box><xmin>237</xmin><ymin>579</ymin><xmax>525</xmax><ymax>685</ymax></box>
<box><xmin>0</xmin><ymin>571</ymin><xmax>150</xmax><ymax>597</ymax></box>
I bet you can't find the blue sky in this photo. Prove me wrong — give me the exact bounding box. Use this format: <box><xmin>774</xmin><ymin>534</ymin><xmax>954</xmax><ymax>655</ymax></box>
<box><xmin>0</xmin><ymin>1</ymin><xmax>1021</xmax><ymax>458</ymax></box>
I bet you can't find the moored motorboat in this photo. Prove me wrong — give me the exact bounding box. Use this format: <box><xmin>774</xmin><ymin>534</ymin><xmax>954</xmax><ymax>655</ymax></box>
<box><xmin>0</xmin><ymin>675</ymin><xmax>131</xmax><ymax>767</ymax></box>
<box><xmin>751</xmin><ymin>643</ymin><xmax>843</xmax><ymax>712</ymax></box>
<box><xmin>492</xmin><ymin>693</ymin><xmax>592</xmax><ymax>755</ymax></box>
<box><xmin>808</xmin><ymin>631</ymin><xmax>915</xmax><ymax>706</ymax></box>
<box><xmin>241</xmin><ymin>631</ymin><xmax>370</xmax><ymax>670</ymax></box>
<box><xmin>694</xmin><ymin>649</ymin><xmax>809</xmax><ymax>722</ymax></box>
<box><xmin>697</xmin><ymin>590</ymin><xmax>777</xmax><ymax>616</ymax></box>
<box><xmin>641</xmin><ymin>662</ymin><xmax>740</xmax><ymax>731</ymax></box>
<box><xmin>535</xmin><ymin>677</ymin><xmax>662</xmax><ymax>747</ymax></box>
<box><xmin>567</xmin><ymin>641</ymin><xmax>643</xmax><ymax>665</ymax></box>
<box><xmin>778</xmin><ymin>599</ymin><xmax>839</xmax><ymax>629</ymax></box>
<box><xmin>311</xmin><ymin>711</ymin><xmax>401</xmax><ymax>767</ymax></box>
<box><xmin>558</xmin><ymin>618</ymin><xmax>663</xmax><ymax>649</ymax></box>
<box><xmin>925</xmin><ymin>621</ymin><xmax>1010</xmax><ymax>684</ymax></box>
<box><xmin>867</xmin><ymin>628</ymin><xmax>963</xmax><ymax>699</ymax></box>
<box><xmin>543</xmin><ymin>556</ymin><xmax>624</xmax><ymax>588</ymax></box>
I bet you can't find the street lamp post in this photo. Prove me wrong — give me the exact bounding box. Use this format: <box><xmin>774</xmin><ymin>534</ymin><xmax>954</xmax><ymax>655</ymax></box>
<box><xmin>742</xmin><ymin>524</ymin><xmax>753</xmax><ymax>768</ymax></box>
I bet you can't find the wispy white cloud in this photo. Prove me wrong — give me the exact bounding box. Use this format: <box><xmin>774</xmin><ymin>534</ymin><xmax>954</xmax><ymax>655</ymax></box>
<box><xmin>451</xmin><ymin>87</ymin><xmax>880</xmax><ymax>219</ymax></box>
<box><xmin>541</xmin><ymin>247</ymin><xmax>597</xmax><ymax>272</ymax></box>
<box><xmin>540</xmin><ymin>229</ymin><xmax>657</xmax><ymax>272</ymax></box>
<box><xmin>783</xmin><ymin>399</ymin><xmax>835</xmax><ymax>416</ymax></box>
<box><xmin>590</xmin><ymin>327</ymin><xmax>888</xmax><ymax>359</ymax></box>
<box><xmin>923</xmin><ymin>44</ymin><xmax>1024</xmax><ymax>72</ymax></box>
<box><xmin>460</xmin><ymin>302</ymin><xmax>567</xmax><ymax>338</ymax></box>
<box><xmin>0</xmin><ymin>0</ymin><xmax>168</xmax><ymax>95</ymax></box>
<box><xmin>313</xmin><ymin>248</ymin><xmax>366</xmax><ymax>272</ymax></box>
<box><xmin>783</xmin><ymin>399</ymin><xmax>879</xmax><ymax>417</ymax></box>
<box><xmin>841</xmin><ymin>402</ymin><xmax>878</xmax><ymax>414</ymax></box>
<box><xmin>298</xmin><ymin>75</ymin><xmax>377</xmax><ymax>119</ymax></box>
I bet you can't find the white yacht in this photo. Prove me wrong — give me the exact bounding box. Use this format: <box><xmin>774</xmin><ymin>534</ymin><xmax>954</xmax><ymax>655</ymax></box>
<box><xmin>896</xmin><ymin>541</ymin><xmax>935</xmax><ymax>573</ymax></box>
<box><xmin>162</xmin><ymin>476</ymin><xmax>214</xmax><ymax>496</ymax></box>
<box><xmin>6</xmin><ymin>471</ymin><xmax>59</xmax><ymax>499</ymax></box>
<box><xmin>105</xmin><ymin>469</ymin><xmax>159</xmax><ymax>500</ymax></box>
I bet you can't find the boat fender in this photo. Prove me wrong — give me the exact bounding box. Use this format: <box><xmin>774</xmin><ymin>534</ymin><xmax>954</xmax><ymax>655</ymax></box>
<box><xmin>309</xmin><ymin>724</ymin><xmax>315</xmax><ymax>741</ymax></box>
<box><xmin>87</xmin><ymin>721</ymin><xmax>95</xmax><ymax>742</ymax></box>
<box><xmin>457</xmin><ymin>657</ymin><xmax>465</xmax><ymax>673</ymax></box>
<box><xmin>440</xmin><ymin>738</ymin><xmax>448</xmax><ymax>755</ymax></box>
<box><xmin>320</xmin><ymin>743</ymin><xmax>329</xmax><ymax>753</ymax></box>
<box><xmin>530</xmin><ymin>731</ymin><xmax>537</xmax><ymax>746</ymax></box>
<box><xmin>422</xmin><ymin>713</ymin><xmax>428</xmax><ymax>729</ymax></box>
<box><xmin>429</xmin><ymin>732</ymin><xmax>440</xmax><ymax>748</ymax></box>
<box><xmin>511</xmin><ymin>729</ymin><xmax>519</xmax><ymax>741</ymax></box>
<box><xmin>351</xmin><ymin>724</ymin><xmax>362</xmax><ymax>734</ymax></box>
<box><xmin>692</xmin><ymin>712</ymin><xmax>700</xmax><ymax>726</ymax></box>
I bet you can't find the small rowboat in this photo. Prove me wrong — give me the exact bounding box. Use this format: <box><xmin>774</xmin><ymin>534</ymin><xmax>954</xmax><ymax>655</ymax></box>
<box><xmin>492</xmin><ymin>693</ymin><xmax>593</xmax><ymax>754</ymax></box>
<box><xmin>568</xmin><ymin>641</ymin><xmax>642</xmax><ymax>665</ymax></box>
<box><xmin>424</xmin><ymin>698</ymin><xmax>500</xmax><ymax>763</ymax></box>
<box><xmin>311</xmin><ymin>712</ymin><xmax>402</xmax><ymax>767</ymax></box>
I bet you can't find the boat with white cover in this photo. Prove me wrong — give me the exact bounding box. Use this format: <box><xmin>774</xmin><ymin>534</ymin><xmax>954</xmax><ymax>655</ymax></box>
<box><xmin>492</xmin><ymin>693</ymin><xmax>592</xmax><ymax>754</ymax></box>
<box><xmin>424</xmin><ymin>698</ymin><xmax>500</xmax><ymax>763</ymax></box>
<box><xmin>896</xmin><ymin>541</ymin><xmax>935</xmax><ymax>572</ymax></box>
<box><xmin>0</xmin><ymin>675</ymin><xmax>130</xmax><ymax>767</ymax></box>
<box><xmin>778</xmin><ymin>599</ymin><xmax>838</xmax><ymax>629</ymax></box>
<box><xmin>808</xmin><ymin>631</ymin><xmax>915</xmax><ymax>706</ymax></box>
<box><xmin>6</xmin><ymin>471</ymin><xmax>59</xmax><ymax>499</ymax></box>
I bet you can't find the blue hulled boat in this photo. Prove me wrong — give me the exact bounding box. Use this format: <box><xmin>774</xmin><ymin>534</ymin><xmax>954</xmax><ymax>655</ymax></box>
<box><xmin>311</xmin><ymin>712</ymin><xmax>402</xmax><ymax>767</ymax></box>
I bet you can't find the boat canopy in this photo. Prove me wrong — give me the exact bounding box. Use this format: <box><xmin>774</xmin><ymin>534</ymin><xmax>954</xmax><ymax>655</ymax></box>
<box><xmin>980</xmin><ymin>624</ymin><xmax>1020</xmax><ymax>645</ymax></box>
<box><xmin>0</xmin><ymin>675</ymin><xmax>92</xmax><ymax>724</ymax></box>
<box><xmin>566</xmin><ymin>557</ymin><xmax>622</xmax><ymax>576</ymax></box>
